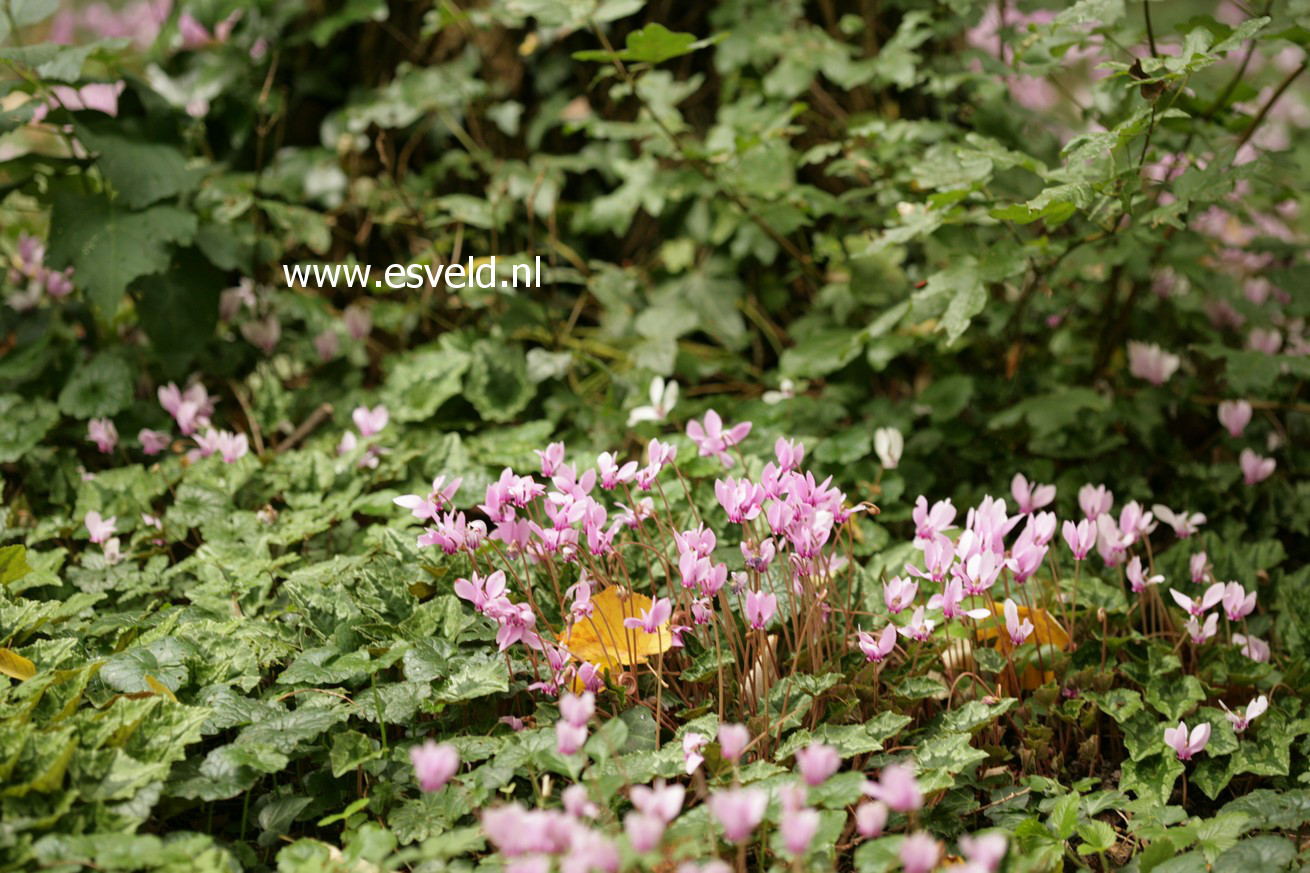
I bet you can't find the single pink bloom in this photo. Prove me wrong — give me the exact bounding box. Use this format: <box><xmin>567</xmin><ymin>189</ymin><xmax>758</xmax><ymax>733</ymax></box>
<box><xmin>1222</xmin><ymin>582</ymin><xmax>1256</xmax><ymax>621</ymax></box>
<box><xmin>1010</xmin><ymin>473</ymin><xmax>1055</xmax><ymax>514</ymax></box>
<box><xmin>623</xmin><ymin>597</ymin><xmax>672</xmax><ymax>634</ymax></box>
<box><xmin>138</xmin><ymin>428</ymin><xmax>171</xmax><ymax>455</ymax></box>
<box><xmin>1003</xmin><ymin>598</ymin><xmax>1034</xmax><ymax>646</ymax></box>
<box><xmin>630</xmin><ymin>779</ymin><xmax>684</xmax><ymax>823</ymax></box>
<box><xmin>1221</xmin><ymin>695</ymin><xmax>1268</xmax><ymax>733</ymax></box>
<box><xmin>85</xmin><ymin>510</ymin><xmax>117</xmax><ymax>544</ymax></box>
<box><xmin>1062</xmin><ymin>519</ymin><xmax>1095</xmax><ymax>560</ymax></box>
<box><xmin>1218</xmin><ymin>399</ymin><xmax>1252</xmax><ymax>437</ymax></box>
<box><xmin>558</xmin><ymin>692</ymin><xmax>595</xmax><ymax>727</ymax></box>
<box><xmin>899</xmin><ymin>832</ymin><xmax>941</xmax><ymax>873</ymax></box>
<box><xmin>352</xmin><ymin>404</ymin><xmax>389</xmax><ymax>437</ymax></box>
<box><xmin>1170</xmin><ymin>583</ymin><xmax>1225</xmax><ymax>616</ymax></box>
<box><xmin>780</xmin><ymin>806</ymin><xmax>820</xmax><ymax>856</ymax></box>
<box><xmin>1240</xmin><ymin>448</ymin><xmax>1275</xmax><ymax>485</ymax></box>
<box><xmin>864</xmin><ymin>762</ymin><xmax>922</xmax><ymax>812</ymax></box>
<box><xmin>409</xmin><ymin>740</ymin><xmax>458</xmax><ymax>792</ymax></box>
<box><xmin>858</xmin><ymin>624</ymin><xmax>897</xmax><ymax>663</ymax></box>
<box><xmin>743</xmin><ymin>590</ymin><xmax>777</xmax><ymax>629</ymax></box>
<box><xmin>707</xmin><ymin>787</ymin><xmax>767</xmax><ymax>843</ymax></box>
<box><xmin>686</xmin><ymin>409</ymin><xmax>752</xmax><ymax>467</ymax></box>
<box><xmin>87</xmin><ymin>418</ymin><xmax>118</xmax><ymax>453</ymax></box>
<box><xmin>624</xmin><ymin>811</ymin><xmax>665</xmax><ymax>853</ymax></box>
<box><xmin>959</xmin><ymin>832</ymin><xmax>1008</xmax><ymax>871</ymax></box>
<box><xmin>1163</xmin><ymin>720</ymin><xmax>1211</xmax><ymax>760</ymax></box>
<box><xmin>1078</xmin><ymin>483</ymin><xmax>1113</xmax><ymax>520</ymax></box>
<box><xmin>314</xmin><ymin>330</ymin><xmax>339</xmax><ymax>361</ymax></box>
<box><xmin>556</xmin><ymin>720</ymin><xmax>587</xmax><ymax>756</ymax></box>
<box><xmin>795</xmin><ymin>742</ymin><xmax>841</xmax><ymax>786</ymax></box>
<box><xmin>682</xmin><ymin>732</ymin><xmax>707</xmax><ymax>774</ymax></box>
<box><xmin>344</xmin><ymin>304</ymin><xmax>372</xmax><ymax>340</ymax></box>
<box><xmin>717</xmin><ymin>723</ymin><xmax>750</xmax><ymax>762</ymax></box>
<box><xmin>854</xmin><ymin>801</ymin><xmax>887</xmax><ymax>838</ymax></box>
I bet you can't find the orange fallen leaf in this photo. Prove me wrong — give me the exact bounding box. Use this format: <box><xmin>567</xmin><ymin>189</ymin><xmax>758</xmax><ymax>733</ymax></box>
<box><xmin>0</xmin><ymin>647</ymin><xmax>36</xmax><ymax>681</ymax></box>
<box><xmin>557</xmin><ymin>587</ymin><xmax>672</xmax><ymax>670</ymax></box>
<box><xmin>977</xmin><ymin>602</ymin><xmax>1069</xmax><ymax>692</ymax></box>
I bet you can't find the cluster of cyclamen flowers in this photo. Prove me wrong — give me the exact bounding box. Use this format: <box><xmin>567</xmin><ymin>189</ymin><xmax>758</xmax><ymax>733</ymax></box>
<box><xmin>399</xmin><ymin>409</ymin><xmax>871</xmax><ymax>698</ymax></box>
<box><xmin>851</xmin><ymin>473</ymin><xmax>1269</xmax><ymax>685</ymax></box>
<box><xmin>410</xmin><ymin>711</ymin><xmax>1007</xmax><ymax>872</ymax></box>
<box><xmin>4</xmin><ymin>233</ymin><xmax>74</xmax><ymax>311</ymax></box>
<box><xmin>83</xmin><ymin>380</ymin><xmax>250</xmax><ymax>465</ymax></box>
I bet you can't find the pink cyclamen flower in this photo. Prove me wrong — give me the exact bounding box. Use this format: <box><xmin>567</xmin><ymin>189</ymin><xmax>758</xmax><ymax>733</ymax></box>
<box><xmin>717</xmin><ymin>723</ymin><xmax>750</xmax><ymax>762</ymax></box>
<box><xmin>796</xmin><ymin>742</ymin><xmax>841</xmax><ymax>786</ymax></box>
<box><xmin>864</xmin><ymin>762</ymin><xmax>922</xmax><ymax>812</ymax></box>
<box><xmin>216</xmin><ymin>431</ymin><xmax>248</xmax><ymax>463</ymax></box>
<box><xmin>559</xmin><ymin>692</ymin><xmax>595</xmax><ymax>727</ymax></box>
<box><xmin>900</xmin><ymin>832</ymin><xmax>941</xmax><ymax>873</ymax></box>
<box><xmin>138</xmin><ymin>428</ymin><xmax>171</xmax><ymax>455</ymax></box>
<box><xmin>314</xmin><ymin>330</ymin><xmax>339</xmax><ymax>361</ymax></box>
<box><xmin>1062</xmin><ymin>519</ymin><xmax>1096</xmax><ymax>560</ymax></box>
<box><xmin>352</xmin><ymin>404</ymin><xmax>389</xmax><ymax>437</ymax></box>
<box><xmin>1152</xmin><ymin>505</ymin><xmax>1205</xmax><ymax>538</ymax></box>
<box><xmin>959</xmin><ymin>832</ymin><xmax>1008</xmax><ymax>872</ymax></box>
<box><xmin>624</xmin><ymin>811</ymin><xmax>665</xmax><ymax>853</ymax></box>
<box><xmin>556</xmin><ymin>720</ymin><xmax>588</xmax><ymax>756</ymax></box>
<box><xmin>743</xmin><ymin>590</ymin><xmax>777</xmax><ymax>629</ymax></box>
<box><xmin>927</xmin><ymin>578</ymin><xmax>989</xmax><ymax>621</ymax></box>
<box><xmin>1190</xmin><ymin>552</ymin><xmax>1209</xmax><ymax>584</ymax></box>
<box><xmin>682</xmin><ymin>732</ymin><xmax>707</xmax><ymax>774</ymax></box>
<box><xmin>707</xmin><ymin>787</ymin><xmax>768</xmax><ymax>843</ymax></box>
<box><xmin>1127</xmin><ymin>340</ymin><xmax>1181</xmax><ymax>386</ymax></box>
<box><xmin>854</xmin><ymin>801</ymin><xmax>888</xmax><ymax>838</ymax></box>
<box><xmin>394</xmin><ymin>475</ymin><xmax>463</xmax><ymax>520</ymax></box>
<box><xmin>631</xmin><ymin>779</ymin><xmax>684</xmax><ymax>823</ymax></box>
<box><xmin>858</xmin><ymin>624</ymin><xmax>897</xmax><ymax>663</ymax></box>
<box><xmin>453</xmin><ymin>570</ymin><xmax>507</xmax><ymax>613</ymax></box>
<box><xmin>85</xmin><ymin>510</ymin><xmax>117</xmax><ymax>544</ymax></box>
<box><xmin>1126</xmin><ymin>556</ymin><xmax>1164</xmax><ymax>594</ymax></box>
<box><xmin>1078</xmin><ymin>483</ymin><xmax>1113</xmax><ymax>521</ymax></box>
<box><xmin>1185</xmin><ymin>612</ymin><xmax>1219</xmax><ymax>645</ymax></box>
<box><xmin>898</xmin><ymin>606</ymin><xmax>936</xmax><ymax>642</ymax></box>
<box><xmin>781</xmin><ymin>806</ymin><xmax>820</xmax><ymax>857</ymax></box>
<box><xmin>343</xmin><ymin>304</ymin><xmax>371</xmax><ymax>340</ymax></box>
<box><xmin>1218</xmin><ymin>399</ymin><xmax>1252</xmax><ymax>437</ymax></box>
<box><xmin>1240</xmin><ymin>448</ymin><xmax>1275</xmax><ymax>485</ymax></box>
<box><xmin>686</xmin><ymin>409</ymin><xmax>752</xmax><ymax>467</ymax></box>
<box><xmin>562</xmin><ymin>783</ymin><xmax>597</xmax><ymax>818</ymax></box>
<box><xmin>1170</xmin><ymin>583</ymin><xmax>1225</xmax><ymax>616</ymax></box>
<box><xmin>87</xmin><ymin>418</ymin><xmax>118</xmax><ymax>453</ymax></box>
<box><xmin>912</xmin><ymin>496</ymin><xmax>956</xmax><ymax>540</ymax></box>
<box><xmin>1223</xmin><ymin>582</ymin><xmax>1256</xmax><ymax>621</ymax></box>
<box><xmin>1163</xmin><ymin>720</ymin><xmax>1211</xmax><ymax>760</ymax></box>
<box><xmin>409</xmin><ymin>740</ymin><xmax>459</xmax><ymax>792</ymax></box>
<box><xmin>774</xmin><ymin>436</ymin><xmax>805</xmax><ymax>471</ymax></box>
<box><xmin>1003</xmin><ymin>598</ymin><xmax>1034</xmax><ymax>646</ymax></box>
<box><xmin>534</xmin><ymin>441</ymin><xmax>565</xmax><ymax>477</ymax></box>
<box><xmin>1010</xmin><ymin>473</ymin><xmax>1055</xmax><ymax>514</ymax></box>
<box><xmin>623</xmin><ymin>597</ymin><xmax>672</xmax><ymax>634</ymax></box>
<box><xmin>1233</xmin><ymin>633</ymin><xmax>1270</xmax><ymax>662</ymax></box>
<box><xmin>884</xmin><ymin>576</ymin><xmax>918</xmax><ymax>614</ymax></box>
<box><xmin>1221</xmin><ymin>695</ymin><xmax>1268</xmax><ymax>733</ymax></box>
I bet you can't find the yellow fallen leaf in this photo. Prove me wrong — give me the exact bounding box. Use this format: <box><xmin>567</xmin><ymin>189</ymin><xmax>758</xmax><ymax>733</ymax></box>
<box><xmin>557</xmin><ymin>587</ymin><xmax>672</xmax><ymax>669</ymax></box>
<box><xmin>977</xmin><ymin>602</ymin><xmax>1069</xmax><ymax>692</ymax></box>
<box><xmin>144</xmin><ymin>674</ymin><xmax>178</xmax><ymax>702</ymax></box>
<box><xmin>0</xmin><ymin>647</ymin><xmax>36</xmax><ymax>681</ymax></box>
